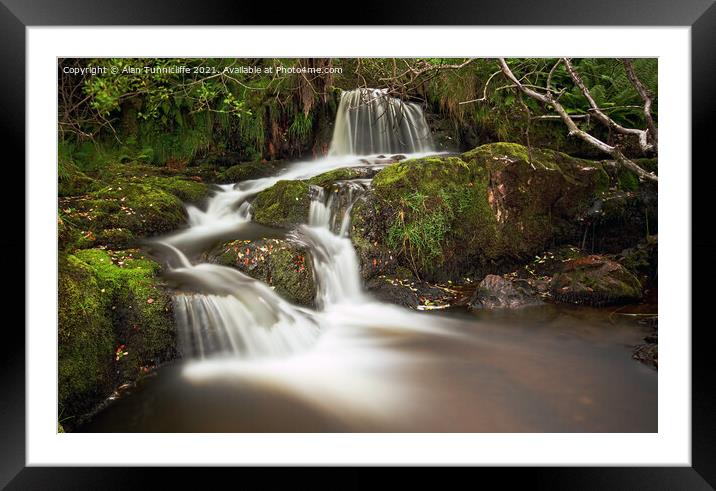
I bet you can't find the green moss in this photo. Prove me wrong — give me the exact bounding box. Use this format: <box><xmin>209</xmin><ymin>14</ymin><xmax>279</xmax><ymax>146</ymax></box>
<box><xmin>58</xmin><ymin>253</ymin><xmax>115</xmax><ymax>419</ymax></box>
<box><xmin>357</xmin><ymin>143</ymin><xmax>607</xmax><ymax>280</ymax></box>
<box><xmin>73</xmin><ymin>249</ymin><xmax>176</xmax><ymax>379</ymax></box>
<box><xmin>307</xmin><ymin>168</ymin><xmax>366</xmax><ymax>188</ymax></box>
<box><xmin>372</xmin><ymin>156</ymin><xmax>497</xmax><ymax>274</ymax></box>
<box><xmin>95</xmin><ymin>228</ymin><xmax>136</xmax><ymax>249</ymax></box>
<box><xmin>551</xmin><ymin>256</ymin><xmax>643</xmax><ymax>304</ymax></box>
<box><xmin>146</xmin><ymin>177</ymin><xmax>208</xmax><ymax>202</ymax></box>
<box><xmin>211</xmin><ymin>239</ymin><xmax>316</xmax><ymax>306</ymax></box>
<box><xmin>62</xmin><ymin>180</ymin><xmax>187</xmax><ymax>244</ymax></box>
<box><xmin>58</xmin><ymin>159</ymin><xmax>99</xmax><ymax>197</ymax></box>
<box><xmin>252</xmin><ymin>180</ymin><xmax>311</xmax><ymax>227</ymax></box>
<box><xmin>633</xmin><ymin>158</ymin><xmax>658</xmax><ymax>174</ymax></box>
<box><xmin>222</xmin><ymin>162</ymin><xmax>267</xmax><ymax>182</ymax></box>
<box><xmin>617</xmin><ymin>167</ymin><xmax>640</xmax><ymax>191</ymax></box>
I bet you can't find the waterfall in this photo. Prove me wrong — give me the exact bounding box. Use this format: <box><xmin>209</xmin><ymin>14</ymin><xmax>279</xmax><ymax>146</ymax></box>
<box><xmin>289</xmin><ymin>181</ymin><xmax>369</xmax><ymax>308</ymax></box>
<box><xmin>329</xmin><ymin>88</ymin><xmax>433</xmax><ymax>156</ymax></box>
<box><xmin>150</xmin><ymin>87</ymin><xmax>438</xmax><ymax>361</ymax></box>
<box><xmin>159</xmin><ymin>243</ymin><xmax>319</xmax><ymax>359</ymax></box>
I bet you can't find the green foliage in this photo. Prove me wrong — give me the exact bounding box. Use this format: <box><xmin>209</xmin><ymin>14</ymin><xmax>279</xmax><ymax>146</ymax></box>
<box><xmin>375</xmin><ymin>156</ymin><xmax>494</xmax><ymax>273</ymax></box>
<box><xmin>288</xmin><ymin>112</ymin><xmax>313</xmax><ymax>143</ymax></box>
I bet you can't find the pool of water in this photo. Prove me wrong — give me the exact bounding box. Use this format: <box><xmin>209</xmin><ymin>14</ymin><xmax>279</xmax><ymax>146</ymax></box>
<box><xmin>77</xmin><ymin>304</ymin><xmax>656</xmax><ymax>433</ymax></box>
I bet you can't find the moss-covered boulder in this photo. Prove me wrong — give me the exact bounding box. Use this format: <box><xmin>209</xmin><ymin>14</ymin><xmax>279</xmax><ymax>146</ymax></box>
<box><xmin>222</xmin><ymin>162</ymin><xmax>270</xmax><ymax>182</ymax></box>
<box><xmin>58</xmin><ymin>249</ymin><xmax>176</xmax><ymax>425</ymax></box>
<box><xmin>58</xmin><ymin>254</ymin><xmax>115</xmax><ymax>421</ymax></box>
<box><xmin>59</xmin><ymin>176</ymin><xmax>207</xmax><ymax>249</ymax></box>
<box><xmin>251</xmin><ymin>167</ymin><xmax>375</xmax><ymax>228</ymax></box>
<box><xmin>74</xmin><ymin>249</ymin><xmax>176</xmax><ymax>376</ymax></box>
<box><xmin>351</xmin><ymin>143</ymin><xmax>606</xmax><ymax>281</ymax></box>
<box><xmin>550</xmin><ymin>255</ymin><xmax>642</xmax><ymax>306</ymax></box>
<box><xmin>306</xmin><ymin>167</ymin><xmax>376</xmax><ymax>187</ymax></box>
<box><xmin>207</xmin><ymin>239</ymin><xmax>316</xmax><ymax>306</ymax></box>
<box><xmin>58</xmin><ymin>162</ymin><xmax>209</xmax><ymax>250</ymax></box>
<box><xmin>468</xmin><ymin>274</ymin><xmax>542</xmax><ymax>310</ymax></box>
<box><xmin>252</xmin><ymin>180</ymin><xmax>311</xmax><ymax>227</ymax></box>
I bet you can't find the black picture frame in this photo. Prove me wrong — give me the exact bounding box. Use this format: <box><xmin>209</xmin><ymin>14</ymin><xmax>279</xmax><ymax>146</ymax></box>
<box><xmin>4</xmin><ymin>0</ymin><xmax>714</xmax><ymax>488</ymax></box>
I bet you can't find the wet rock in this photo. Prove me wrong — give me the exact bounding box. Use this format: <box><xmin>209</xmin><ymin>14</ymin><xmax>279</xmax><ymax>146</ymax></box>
<box><xmin>208</xmin><ymin>239</ymin><xmax>316</xmax><ymax>307</ymax></box>
<box><xmin>632</xmin><ymin>314</ymin><xmax>657</xmax><ymax>369</ymax></box>
<box><xmin>550</xmin><ymin>255</ymin><xmax>642</xmax><ymax>306</ymax></box>
<box><xmin>366</xmin><ymin>274</ymin><xmax>466</xmax><ymax>310</ymax></box>
<box><xmin>58</xmin><ymin>248</ymin><xmax>176</xmax><ymax>426</ymax></box>
<box><xmin>390</xmin><ymin>154</ymin><xmax>407</xmax><ymax>161</ymax></box>
<box><xmin>366</xmin><ymin>276</ymin><xmax>419</xmax><ymax>307</ymax></box>
<box><xmin>252</xmin><ymin>167</ymin><xmax>376</xmax><ymax>228</ymax></box>
<box><xmin>618</xmin><ymin>235</ymin><xmax>658</xmax><ymax>285</ymax></box>
<box><xmin>469</xmin><ymin>274</ymin><xmax>542</xmax><ymax>310</ymax></box>
<box><xmin>352</xmin><ymin>142</ymin><xmax>608</xmax><ymax>282</ymax></box>
<box><xmin>222</xmin><ymin>161</ymin><xmax>272</xmax><ymax>182</ymax></box>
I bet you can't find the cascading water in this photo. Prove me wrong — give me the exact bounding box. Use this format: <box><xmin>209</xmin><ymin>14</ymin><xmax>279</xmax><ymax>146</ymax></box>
<box><xmin>150</xmin><ymin>87</ymin><xmax>438</xmax><ymax>360</ymax></box>
<box><xmin>329</xmin><ymin>88</ymin><xmax>433</xmax><ymax>156</ymax></box>
<box><xmin>288</xmin><ymin>181</ymin><xmax>370</xmax><ymax>308</ymax></box>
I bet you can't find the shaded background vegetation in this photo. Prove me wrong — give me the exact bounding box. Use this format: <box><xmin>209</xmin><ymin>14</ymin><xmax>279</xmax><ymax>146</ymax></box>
<box><xmin>58</xmin><ymin>57</ymin><xmax>657</xmax><ymax>175</ymax></box>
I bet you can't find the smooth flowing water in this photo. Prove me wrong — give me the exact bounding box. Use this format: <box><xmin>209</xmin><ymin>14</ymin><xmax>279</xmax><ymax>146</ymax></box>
<box><xmin>330</xmin><ymin>88</ymin><xmax>433</xmax><ymax>156</ymax></box>
<box><xmin>78</xmin><ymin>89</ymin><xmax>656</xmax><ymax>432</ymax></box>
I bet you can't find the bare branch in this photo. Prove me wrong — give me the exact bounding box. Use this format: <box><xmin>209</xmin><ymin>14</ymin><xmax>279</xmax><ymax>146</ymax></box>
<box><xmin>622</xmin><ymin>58</ymin><xmax>658</xmax><ymax>152</ymax></box>
<box><xmin>563</xmin><ymin>58</ymin><xmax>653</xmax><ymax>153</ymax></box>
<box><xmin>497</xmin><ymin>58</ymin><xmax>657</xmax><ymax>183</ymax></box>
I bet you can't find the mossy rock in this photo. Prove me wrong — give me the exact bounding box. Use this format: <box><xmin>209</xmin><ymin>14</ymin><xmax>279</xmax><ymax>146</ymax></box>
<box><xmin>143</xmin><ymin>176</ymin><xmax>208</xmax><ymax>202</ymax></box>
<box><xmin>58</xmin><ymin>159</ymin><xmax>99</xmax><ymax>197</ymax></box>
<box><xmin>208</xmin><ymin>239</ymin><xmax>316</xmax><ymax>306</ymax></box>
<box><xmin>349</xmin><ymin>197</ymin><xmax>400</xmax><ymax>280</ymax></box>
<box><xmin>252</xmin><ymin>180</ymin><xmax>311</xmax><ymax>227</ymax></box>
<box><xmin>59</xmin><ymin>180</ymin><xmax>191</xmax><ymax>248</ymax></box>
<box><xmin>550</xmin><ymin>254</ymin><xmax>642</xmax><ymax>306</ymax></box>
<box><xmin>222</xmin><ymin>162</ymin><xmax>270</xmax><ymax>182</ymax></box>
<box><xmin>58</xmin><ymin>253</ymin><xmax>115</xmax><ymax>420</ymax></box>
<box><xmin>251</xmin><ymin>168</ymin><xmax>370</xmax><ymax>228</ymax></box>
<box><xmin>73</xmin><ymin>249</ymin><xmax>177</xmax><ymax>382</ymax></box>
<box><xmin>352</xmin><ymin>142</ymin><xmax>607</xmax><ymax>281</ymax></box>
<box><xmin>306</xmin><ymin>167</ymin><xmax>374</xmax><ymax>188</ymax></box>
<box><xmin>58</xmin><ymin>249</ymin><xmax>176</xmax><ymax>424</ymax></box>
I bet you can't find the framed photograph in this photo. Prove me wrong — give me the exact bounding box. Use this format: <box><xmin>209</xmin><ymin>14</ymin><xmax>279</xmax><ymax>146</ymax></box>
<box><xmin>6</xmin><ymin>0</ymin><xmax>714</xmax><ymax>487</ymax></box>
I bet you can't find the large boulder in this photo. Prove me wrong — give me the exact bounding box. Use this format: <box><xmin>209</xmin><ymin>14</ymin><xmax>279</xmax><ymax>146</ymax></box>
<box><xmin>251</xmin><ymin>167</ymin><xmax>377</xmax><ymax>228</ymax></box>
<box><xmin>252</xmin><ymin>180</ymin><xmax>312</xmax><ymax>227</ymax></box>
<box><xmin>351</xmin><ymin>143</ymin><xmax>608</xmax><ymax>282</ymax></box>
<box><xmin>74</xmin><ymin>249</ymin><xmax>177</xmax><ymax>377</ymax></box>
<box><xmin>207</xmin><ymin>239</ymin><xmax>316</xmax><ymax>307</ymax></box>
<box><xmin>58</xmin><ymin>254</ymin><xmax>115</xmax><ymax>422</ymax></box>
<box><xmin>550</xmin><ymin>255</ymin><xmax>642</xmax><ymax>306</ymax></box>
<box><xmin>468</xmin><ymin>274</ymin><xmax>542</xmax><ymax>310</ymax></box>
<box><xmin>58</xmin><ymin>249</ymin><xmax>176</xmax><ymax>426</ymax></box>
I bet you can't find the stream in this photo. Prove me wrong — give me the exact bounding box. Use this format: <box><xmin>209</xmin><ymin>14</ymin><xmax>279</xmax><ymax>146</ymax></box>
<box><xmin>77</xmin><ymin>89</ymin><xmax>657</xmax><ymax>433</ymax></box>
